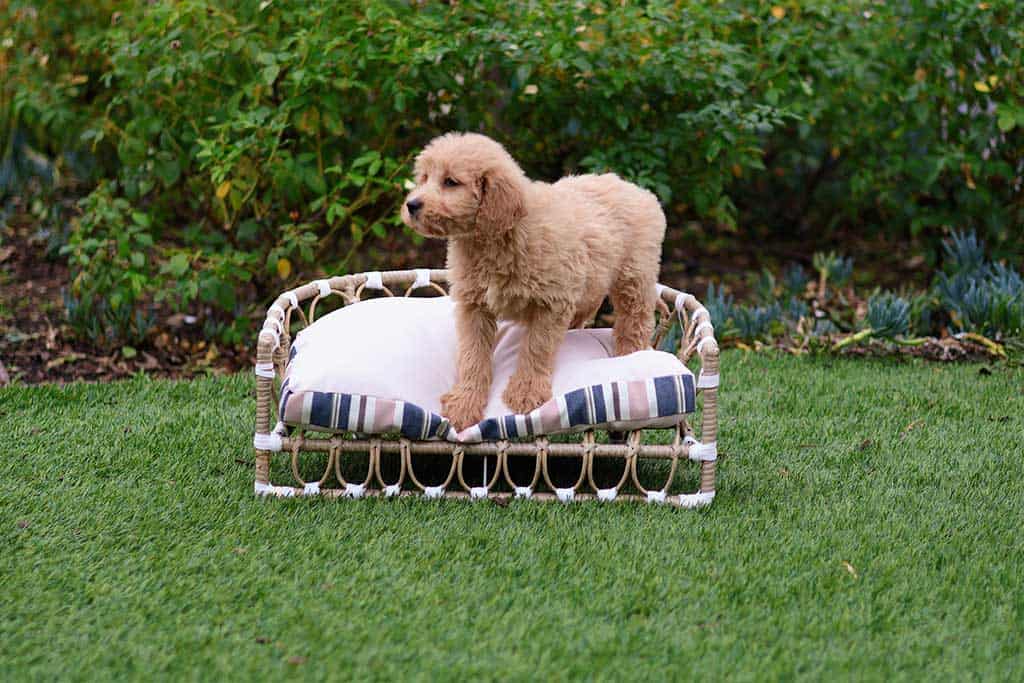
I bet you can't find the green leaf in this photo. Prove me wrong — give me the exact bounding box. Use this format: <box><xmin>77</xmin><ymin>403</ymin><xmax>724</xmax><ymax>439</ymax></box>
<box><xmin>706</xmin><ymin>139</ymin><xmax>723</xmax><ymax>163</ymax></box>
<box><xmin>167</xmin><ymin>253</ymin><xmax>190</xmax><ymax>277</ymax></box>
<box><xmin>997</xmin><ymin>113</ymin><xmax>1016</xmax><ymax>133</ymax></box>
<box><xmin>261</xmin><ymin>65</ymin><xmax>280</xmax><ymax>86</ymax></box>
<box><xmin>352</xmin><ymin>151</ymin><xmax>379</xmax><ymax>168</ymax></box>
<box><xmin>154</xmin><ymin>158</ymin><xmax>181</xmax><ymax>186</ymax></box>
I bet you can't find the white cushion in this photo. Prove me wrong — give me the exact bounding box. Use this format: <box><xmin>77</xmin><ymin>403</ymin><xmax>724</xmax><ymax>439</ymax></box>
<box><xmin>279</xmin><ymin>296</ymin><xmax>694</xmax><ymax>442</ymax></box>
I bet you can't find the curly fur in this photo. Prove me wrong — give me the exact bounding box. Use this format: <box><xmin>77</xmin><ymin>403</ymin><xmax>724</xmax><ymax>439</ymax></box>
<box><xmin>401</xmin><ymin>132</ymin><xmax>666</xmax><ymax>430</ymax></box>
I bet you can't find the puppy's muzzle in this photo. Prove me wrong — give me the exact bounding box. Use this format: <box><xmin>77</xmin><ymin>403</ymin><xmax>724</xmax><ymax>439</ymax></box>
<box><xmin>406</xmin><ymin>198</ymin><xmax>423</xmax><ymax>217</ymax></box>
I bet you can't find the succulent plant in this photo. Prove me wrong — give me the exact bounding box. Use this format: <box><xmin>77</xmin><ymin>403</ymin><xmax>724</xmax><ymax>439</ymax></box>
<box><xmin>782</xmin><ymin>263</ymin><xmax>810</xmax><ymax>297</ymax></box>
<box><xmin>866</xmin><ymin>292</ymin><xmax>911</xmax><ymax>339</ymax></box>
<box><xmin>732</xmin><ymin>302</ymin><xmax>782</xmax><ymax>341</ymax></box>
<box><xmin>704</xmin><ymin>283</ymin><xmax>736</xmax><ymax>334</ymax></box>
<box><xmin>942</xmin><ymin>230</ymin><xmax>988</xmax><ymax>275</ymax></box>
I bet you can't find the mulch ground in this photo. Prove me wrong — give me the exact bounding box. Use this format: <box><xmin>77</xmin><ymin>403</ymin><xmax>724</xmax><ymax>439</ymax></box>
<box><xmin>0</xmin><ymin>214</ymin><xmax>254</xmax><ymax>385</ymax></box>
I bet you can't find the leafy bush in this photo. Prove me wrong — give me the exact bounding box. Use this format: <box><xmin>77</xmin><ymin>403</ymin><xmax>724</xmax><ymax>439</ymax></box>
<box><xmin>3</xmin><ymin>1</ymin><xmax>1023</xmax><ymax>345</ymax></box>
<box><xmin>60</xmin><ymin>183</ymin><xmax>158</xmax><ymax>345</ymax></box>
<box><xmin>733</xmin><ymin>1</ymin><xmax>1024</xmax><ymax>255</ymax></box>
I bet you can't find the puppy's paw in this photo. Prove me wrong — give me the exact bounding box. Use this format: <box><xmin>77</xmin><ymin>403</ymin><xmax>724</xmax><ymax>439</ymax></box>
<box><xmin>502</xmin><ymin>373</ymin><xmax>552</xmax><ymax>415</ymax></box>
<box><xmin>441</xmin><ymin>385</ymin><xmax>487</xmax><ymax>432</ymax></box>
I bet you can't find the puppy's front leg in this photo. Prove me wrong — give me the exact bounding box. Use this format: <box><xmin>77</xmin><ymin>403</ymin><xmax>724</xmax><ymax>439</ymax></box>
<box><xmin>441</xmin><ymin>300</ymin><xmax>497</xmax><ymax>431</ymax></box>
<box><xmin>503</xmin><ymin>305</ymin><xmax>572</xmax><ymax>414</ymax></box>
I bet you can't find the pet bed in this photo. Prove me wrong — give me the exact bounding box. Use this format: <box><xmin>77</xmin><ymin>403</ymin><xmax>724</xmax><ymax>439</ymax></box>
<box><xmin>252</xmin><ymin>269</ymin><xmax>720</xmax><ymax>507</ymax></box>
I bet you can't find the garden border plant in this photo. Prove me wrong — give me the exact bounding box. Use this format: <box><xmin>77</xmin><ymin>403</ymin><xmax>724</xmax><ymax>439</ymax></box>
<box><xmin>3</xmin><ymin>1</ymin><xmax>1021</xmax><ymax>349</ymax></box>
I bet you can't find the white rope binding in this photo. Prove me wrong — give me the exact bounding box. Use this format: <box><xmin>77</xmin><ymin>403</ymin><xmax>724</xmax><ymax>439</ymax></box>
<box><xmin>263</xmin><ymin>318</ymin><xmax>282</xmax><ymax>336</ymax></box>
<box><xmin>364</xmin><ymin>271</ymin><xmax>384</xmax><ymax>290</ymax></box>
<box><xmin>412</xmin><ymin>269</ymin><xmax>431</xmax><ymax>290</ymax></box>
<box><xmin>384</xmin><ymin>484</ymin><xmax>401</xmax><ymax>497</ymax></box>
<box><xmin>254</xmin><ymin>481</ymin><xmax>295</xmax><ymax>497</ymax></box>
<box><xmin>597</xmin><ymin>488</ymin><xmax>618</xmax><ymax>502</ymax></box>
<box><xmin>285</xmin><ymin>291</ymin><xmax>299</xmax><ymax>309</ymax></box>
<box><xmin>257</xmin><ymin>329</ymin><xmax>280</xmax><ymax>351</ymax></box>
<box><xmin>344</xmin><ymin>483</ymin><xmax>366</xmax><ymax>499</ymax></box>
<box><xmin>469</xmin><ymin>486</ymin><xmax>488</xmax><ymax>500</ymax></box>
<box><xmin>646</xmin><ymin>490</ymin><xmax>667</xmax><ymax>504</ymax></box>
<box><xmin>675</xmin><ymin>292</ymin><xmax>693</xmax><ymax>312</ymax></box>
<box><xmin>697</xmin><ymin>372</ymin><xmax>720</xmax><ymax>389</ymax></box>
<box><xmin>513</xmin><ymin>486</ymin><xmax>533</xmax><ymax>499</ymax></box>
<box><xmin>683</xmin><ymin>436</ymin><xmax>717</xmax><ymax>462</ymax></box>
<box><xmin>314</xmin><ymin>279</ymin><xmax>331</xmax><ymax>297</ymax></box>
<box><xmin>253</xmin><ymin>432</ymin><xmax>282</xmax><ymax>452</ymax></box>
<box><xmin>555</xmin><ymin>488</ymin><xmax>575</xmax><ymax>503</ymax></box>
<box><xmin>696</xmin><ymin>336</ymin><xmax>716</xmax><ymax>354</ymax></box>
<box><xmin>254</xmin><ymin>362</ymin><xmax>275</xmax><ymax>379</ymax></box>
<box><xmin>423</xmin><ymin>486</ymin><xmax>445</xmax><ymax>499</ymax></box>
<box><xmin>677</xmin><ymin>490</ymin><xmax>716</xmax><ymax>509</ymax></box>
<box><xmin>303</xmin><ymin>481</ymin><xmax>321</xmax><ymax>496</ymax></box>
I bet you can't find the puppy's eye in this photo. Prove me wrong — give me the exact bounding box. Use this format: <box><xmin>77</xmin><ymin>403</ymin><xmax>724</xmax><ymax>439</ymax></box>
<box><xmin>443</xmin><ymin>177</ymin><xmax>460</xmax><ymax>188</ymax></box>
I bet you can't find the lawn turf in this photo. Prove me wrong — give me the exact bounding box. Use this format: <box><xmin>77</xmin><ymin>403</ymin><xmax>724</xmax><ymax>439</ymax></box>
<box><xmin>2</xmin><ymin>351</ymin><xmax>1023</xmax><ymax>680</ymax></box>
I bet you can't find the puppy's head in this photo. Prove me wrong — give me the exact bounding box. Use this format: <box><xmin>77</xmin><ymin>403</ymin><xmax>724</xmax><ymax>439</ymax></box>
<box><xmin>401</xmin><ymin>132</ymin><xmax>526</xmax><ymax>239</ymax></box>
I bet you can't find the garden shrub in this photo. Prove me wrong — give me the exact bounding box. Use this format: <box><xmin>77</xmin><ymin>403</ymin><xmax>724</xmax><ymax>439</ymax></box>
<box><xmin>2</xmin><ymin>0</ymin><xmax>1021</xmax><ymax>345</ymax></box>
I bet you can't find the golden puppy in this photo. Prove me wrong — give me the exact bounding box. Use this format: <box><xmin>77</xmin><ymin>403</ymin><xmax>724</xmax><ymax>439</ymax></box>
<box><xmin>401</xmin><ymin>132</ymin><xmax>665</xmax><ymax>430</ymax></box>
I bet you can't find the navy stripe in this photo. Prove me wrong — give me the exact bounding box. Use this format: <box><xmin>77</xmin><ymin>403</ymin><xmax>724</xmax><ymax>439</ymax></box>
<box><xmin>310</xmin><ymin>392</ymin><xmax>334</xmax><ymax>428</ymax></box>
<box><xmin>654</xmin><ymin>375</ymin><xmax>680</xmax><ymax>416</ymax></box>
<box><xmin>277</xmin><ymin>378</ymin><xmax>291</xmax><ymax>419</ymax></box>
<box><xmin>338</xmin><ymin>393</ymin><xmax>352</xmax><ymax>430</ymax></box>
<box><xmin>288</xmin><ymin>345</ymin><xmax>297</xmax><ymax>363</ymax></box>
<box><xmin>504</xmin><ymin>415</ymin><xmax>519</xmax><ymax>439</ymax></box>
<box><xmin>401</xmin><ymin>403</ymin><xmax>425</xmax><ymax>439</ymax></box>
<box><xmin>525</xmin><ymin>413</ymin><xmax>534</xmax><ymax>436</ymax></box>
<box><xmin>278</xmin><ymin>392</ymin><xmax>291</xmax><ymax>422</ymax></box>
<box><xmin>428</xmin><ymin>412</ymin><xmax>442</xmax><ymax>439</ymax></box>
<box><xmin>682</xmin><ymin>374</ymin><xmax>696</xmax><ymax>412</ymax></box>
<box><xmin>478</xmin><ymin>418</ymin><xmax>501</xmax><ymax>441</ymax></box>
<box><xmin>591</xmin><ymin>385</ymin><xmax>607</xmax><ymax>423</ymax></box>
<box><xmin>564</xmin><ymin>388</ymin><xmax>589</xmax><ymax>426</ymax></box>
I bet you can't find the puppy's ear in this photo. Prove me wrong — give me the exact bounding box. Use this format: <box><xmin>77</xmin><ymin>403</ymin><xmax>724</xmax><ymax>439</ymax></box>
<box><xmin>476</xmin><ymin>167</ymin><xmax>525</xmax><ymax>233</ymax></box>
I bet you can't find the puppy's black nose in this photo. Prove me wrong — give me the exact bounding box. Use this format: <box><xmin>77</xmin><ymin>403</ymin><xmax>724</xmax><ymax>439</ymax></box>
<box><xmin>406</xmin><ymin>198</ymin><xmax>423</xmax><ymax>215</ymax></box>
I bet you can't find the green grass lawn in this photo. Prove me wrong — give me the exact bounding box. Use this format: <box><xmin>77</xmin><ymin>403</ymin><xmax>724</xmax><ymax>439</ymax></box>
<box><xmin>2</xmin><ymin>351</ymin><xmax>1022</xmax><ymax>680</ymax></box>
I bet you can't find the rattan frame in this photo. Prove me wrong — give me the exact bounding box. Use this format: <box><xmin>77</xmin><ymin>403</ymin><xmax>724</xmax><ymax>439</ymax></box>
<box><xmin>252</xmin><ymin>269</ymin><xmax>720</xmax><ymax>508</ymax></box>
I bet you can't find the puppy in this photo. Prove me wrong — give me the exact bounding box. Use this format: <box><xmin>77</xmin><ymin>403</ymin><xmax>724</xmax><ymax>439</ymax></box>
<box><xmin>401</xmin><ymin>132</ymin><xmax>665</xmax><ymax>431</ymax></box>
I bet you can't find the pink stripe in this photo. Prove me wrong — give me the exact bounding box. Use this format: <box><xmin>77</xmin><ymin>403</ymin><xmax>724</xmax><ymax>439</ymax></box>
<box><xmin>628</xmin><ymin>381</ymin><xmax>650</xmax><ymax>418</ymax></box>
<box><xmin>283</xmin><ymin>394</ymin><xmax>303</xmax><ymax>423</ymax></box>
<box><xmin>539</xmin><ymin>399</ymin><xmax>562</xmax><ymax>433</ymax></box>
<box><xmin>374</xmin><ymin>399</ymin><xmax>395</xmax><ymax>432</ymax></box>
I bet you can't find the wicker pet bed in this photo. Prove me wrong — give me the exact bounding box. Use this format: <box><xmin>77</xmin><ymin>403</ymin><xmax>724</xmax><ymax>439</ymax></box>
<box><xmin>252</xmin><ymin>269</ymin><xmax>720</xmax><ymax>508</ymax></box>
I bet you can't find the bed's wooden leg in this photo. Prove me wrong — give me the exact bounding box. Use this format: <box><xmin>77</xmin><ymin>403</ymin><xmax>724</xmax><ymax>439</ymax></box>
<box><xmin>699</xmin><ymin>349</ymin><xmax>719</xmax><ymax>494</ymax></box>
<box><xmin>255</xmin><ymin>336</ymin><xmax>275</xmax><ymax>489</ymax></box>
<box><xmin>255</xmin><ymin>452</ymin><xmax>270</xmax><ymax>486</ymax></box>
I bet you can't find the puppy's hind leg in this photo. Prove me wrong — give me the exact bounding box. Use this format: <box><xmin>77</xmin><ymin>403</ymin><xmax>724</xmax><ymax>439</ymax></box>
<box><xmin>610</xmin><ymin>266</ymin><xmax>657</xmax><ymax>356</ymax></box>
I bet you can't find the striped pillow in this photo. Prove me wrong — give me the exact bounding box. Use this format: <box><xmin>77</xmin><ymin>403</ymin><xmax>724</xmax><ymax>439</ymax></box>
<box><xmin>278</xmin><ymin>296</ymin><xmax>694</xmax><ymax>443</ymax></box>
